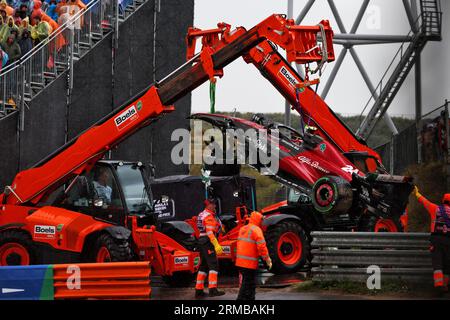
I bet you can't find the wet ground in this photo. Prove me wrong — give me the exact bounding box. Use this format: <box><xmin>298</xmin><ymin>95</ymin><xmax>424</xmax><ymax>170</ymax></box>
<box><xmin>152</xmin><ymin>270</ymin><xmax>307</xmax><ymax>287</ymax></box>
<box><xmin>151</xmin><ymin>271</ymin><xmax>310</xmax><ymax>300</ymax></box>
<box><xmin>150</xmin><ymin>271</ymin><xmax>450</xmax><ymax>300</ymax></box>
<box><xmin>151</xmin><ymin>285</ymin><xmax>367</xmax><ymax>300</ymax></box>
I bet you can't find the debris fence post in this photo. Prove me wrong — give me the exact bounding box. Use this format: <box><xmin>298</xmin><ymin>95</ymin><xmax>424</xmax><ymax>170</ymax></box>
<box><xmin>390</xmin><ymin>134</ymin><xmax>395</xmax><ymax>174</ymax></box>
<box><xmin>445</xmin><ymin>99</ymin><xmax>450</xmax><ymax>191</ymax></box>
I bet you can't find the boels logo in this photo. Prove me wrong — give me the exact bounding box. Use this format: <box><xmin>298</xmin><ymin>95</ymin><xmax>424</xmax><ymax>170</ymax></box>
<box><xmin>114</xmin><ymin>105</ymin><xmax>139</xmax><ymax>131</ymax></box>
<box><xmin>279</xmin><ymin>66</ymin><xmax>299</xmax><ymax>89</ymax></box>
<box><xmin>222</xmin><ymin>246</ymin><xmax>231</xmax><ymax>255</ymax></box>
<box><xmin>174</xmin><ymin>256</ymin><xmax>189</xmax><ymax>265</ymax></box>
<box><xmin>34</xmin><ymin>225</ymin><xmax>56</xmax><ymax>239</ymax></box>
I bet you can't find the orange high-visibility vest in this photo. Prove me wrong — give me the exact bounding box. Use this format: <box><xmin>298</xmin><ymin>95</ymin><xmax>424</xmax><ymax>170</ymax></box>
<box><xmin>197</xmin><ymin>209</ymin><xmax>221</xmax><ymax>241</ymax></box>
<box><xmin>235</xmin><ymin>223</ymin><xmax>269</xmax><ymax>269</ymax></box>
<box><xmin>418</xmin><ymin>196</ymin><xmax>450</xmax><ymax>234</ymax></box>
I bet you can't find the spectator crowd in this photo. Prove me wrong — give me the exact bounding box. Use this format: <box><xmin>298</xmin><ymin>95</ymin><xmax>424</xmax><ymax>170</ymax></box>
<box><xmin>421</xmin><ymin>111</ymin><xmax>449</xmax><ymax>163</ymax></box>
<box><xmin>0</xmin><ymin>0</ymin><xmax>89</xmax><ymax>70</ymax></box>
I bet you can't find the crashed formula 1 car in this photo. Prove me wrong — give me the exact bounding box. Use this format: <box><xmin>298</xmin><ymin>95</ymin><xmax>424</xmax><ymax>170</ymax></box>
<box><xmin>190</xmin><ymin>112</ymin><xmax>414</xmax><ymax>273</ymax></box>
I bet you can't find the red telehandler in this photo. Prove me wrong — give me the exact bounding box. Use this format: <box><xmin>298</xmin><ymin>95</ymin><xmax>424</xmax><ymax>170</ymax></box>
<box><xmin>184</xmin><ymin>21</ymin><xmax>413</xmax><ymax>274</ymax></box>
<box><xmin>0</xmin><ymin>15</ymin><xmax>333</xmax><ymax>282</ymax></box>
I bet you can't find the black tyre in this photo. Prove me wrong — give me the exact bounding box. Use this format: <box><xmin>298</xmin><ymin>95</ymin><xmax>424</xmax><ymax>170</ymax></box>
<box><xmin>311</xmin><ymin>176</ymin><xmax>353</xmax><ymax>214</ymax></box>
<box><xmin>0</xmin><ymin>229</ymin><xmax>35</xmax><ymax>266</ymax></box>
<box><xmin>159</xmin><ymin>222</ymin><xmax>198</xmax><ymax>251</ymax></box>
<box><xmin>89</xmin><ymin>233</ymin><xmax>133</xmax><ymax>263</ymax></box>
<box><xmin>266</xmin><ymin>221</ymin><xmax>310</xmax><ymax>274</ymax></box>
<box><xmin>177</xmin><ymin>235</ymin><xmax>198</xmax><ymax>252</ymax></box>
<box><xmin>162</xmin><ymin>271</ymin><xmax>195</xmax><ymax>288</ymax></box>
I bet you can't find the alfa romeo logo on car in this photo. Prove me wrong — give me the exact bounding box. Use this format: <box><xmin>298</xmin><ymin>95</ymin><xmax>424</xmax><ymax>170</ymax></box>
<box><xmin>319</xmin><ymin>143</ymin><xmax>326</xmax><ymax>152</ymax></box>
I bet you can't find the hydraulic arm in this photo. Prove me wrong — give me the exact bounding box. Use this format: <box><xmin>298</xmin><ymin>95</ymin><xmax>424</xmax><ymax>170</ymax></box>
<box><xmin>1</xmin><ymin>14</ymin><xmax>335</xmax><ymax>206</ymax></box>
<box><xmin>186</xmin><ymin>21</ymin><xmax>381</xmax><ymax>165</ymax></box>
<box><xmin>244</xmin><ymin>41</ymin><xmax>380</xmax><ymax>161</ymax></box>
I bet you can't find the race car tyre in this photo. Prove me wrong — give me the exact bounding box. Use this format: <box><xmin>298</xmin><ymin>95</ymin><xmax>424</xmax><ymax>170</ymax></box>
<box><xmin>90</xmin><ymin>233</ymin><xmax>133</xmax><ymax>263</ymax></box>
<box><xmin>0</xmin><ymin>229</ymin><xmax>35</xmax><ymax>266</ymax></box>
<box><xmin>311</xmin><ymin>176</ymin><xmax>353</xmax><ymax>214</ymax></box>
<box><xmin>266</xmin><ymin>221</ymin><xmax>310</xmax><ymax>274</ymax></box>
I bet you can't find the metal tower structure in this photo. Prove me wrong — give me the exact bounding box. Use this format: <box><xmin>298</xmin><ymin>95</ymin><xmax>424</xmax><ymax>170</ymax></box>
<box><xmin>285</xmin><ymin>0</ymin><xmax>442</xmax><ymax>141</ymax></box>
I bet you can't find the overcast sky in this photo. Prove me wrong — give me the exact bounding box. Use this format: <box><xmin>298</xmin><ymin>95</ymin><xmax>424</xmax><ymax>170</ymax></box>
<box><xmin>192</xmin><ymin>0</ymin><xmax>450</xmax><ymax>119</ymax></box>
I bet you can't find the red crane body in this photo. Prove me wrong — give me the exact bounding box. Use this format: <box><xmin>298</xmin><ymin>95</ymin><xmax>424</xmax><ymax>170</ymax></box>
<box><xmin>244</xmin><ymin>41</ymin><xmax>380</xmax><ymax>163</ymax></box>
<box><xmin>0</xmin><ymin>15</ymin><xmax>335</xmax><ymax>274</ymax></box>
<box><xmin>2</xmin><ymin>14</ymin><xmax>334</xmax><ymax>207</ymax></box>
<box><xmin>183</xmin><ymin>19</ymin><xmax>412</xmax><ymax>274</ymax></box>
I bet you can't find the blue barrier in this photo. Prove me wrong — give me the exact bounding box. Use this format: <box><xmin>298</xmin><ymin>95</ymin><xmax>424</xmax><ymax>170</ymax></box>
<box><xmin>0</xmin><ymin>265</ymin><xmax>54</xmax><ymax>300</ymax></box>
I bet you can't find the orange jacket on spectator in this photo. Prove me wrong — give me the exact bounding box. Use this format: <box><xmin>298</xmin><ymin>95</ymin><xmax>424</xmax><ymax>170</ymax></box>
<box><xmin>235</xmin><ymin>212</ymin><xmax>270</xmax><ymax>270</ymax></box>
<box><xmin>31</xmin><ymin>0</ymin><xmax>59</xmax><ymax>33</ymax></box>
<box><xmin>31</xmin><ymin>0</ymin><xmax>66</xmax><ymax>54</ymax></box>
<box><xmin>56</xmin><ymin>0</ymin><xmax>86</xmax><ymax>20</ymax></box>
<box><xmin>0</xmin><ymin>0</ymin><xmax>14</xmax><ymax>17</ymax></box>
<box><xmin>42</xmin><ymin>14</ymin><xmax>58</xmax><ymax>32</ymax></box>
<box><xmin>56</xmin><ymin>0</ymin><xmax>86</xmax><ymax>31</ymax></box>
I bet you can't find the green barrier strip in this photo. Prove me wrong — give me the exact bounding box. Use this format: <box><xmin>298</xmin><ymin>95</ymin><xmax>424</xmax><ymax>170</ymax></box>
<box><xmin>40</xmin><ymin>265</ymin><xmax>54</xmax><ymax>300</ymax></box>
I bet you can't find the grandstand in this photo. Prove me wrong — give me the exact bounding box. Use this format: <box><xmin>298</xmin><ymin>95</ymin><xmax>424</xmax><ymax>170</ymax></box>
<box><xmin>0</xmin><ymin>0</ymin><xmax>144</xmax><ymax>117</ymax></box>
<box><xmin>0</xmin><ymin>0</ymin><xmax>194</xmax><ymax>188</ymax></box>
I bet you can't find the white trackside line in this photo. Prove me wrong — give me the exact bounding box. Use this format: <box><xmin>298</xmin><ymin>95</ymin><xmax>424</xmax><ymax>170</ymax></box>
<box><xmin>2</xmin><ymin>288</ymin><xmax>25</xmax><ymax>294</ymax></box>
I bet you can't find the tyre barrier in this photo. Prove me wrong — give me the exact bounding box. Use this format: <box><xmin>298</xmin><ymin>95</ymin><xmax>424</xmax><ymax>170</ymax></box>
<box><xmin>311</xmin><ymin>232</ymin><xmax>433</xmax><ymax>286</ymax></box>
<box><xmin>0</xmin><ymin>262</ymin><xmax>151</xmax><ymax>300</ymax></box>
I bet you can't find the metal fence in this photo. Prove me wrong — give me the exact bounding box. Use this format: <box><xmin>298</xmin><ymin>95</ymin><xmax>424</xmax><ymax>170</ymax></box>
<box><xmin>0</xmin><ymin>0</ymin><xmax>127</xmax><ymax>127</ymax></box>
<box><xmin>374</xmin><ymin>100</ymin><xmax>450</xmax><ymax>175</ymax></box>
<box><xmin>311</xmin><ymin>231</ymin><xmax>433</xmax><ymax>285</ymax></box>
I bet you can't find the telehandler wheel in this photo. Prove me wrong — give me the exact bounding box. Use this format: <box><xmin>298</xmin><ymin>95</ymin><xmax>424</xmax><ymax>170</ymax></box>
<box><xmin>265</xmin><ymin>221</ymin><xmax>310</xmax><ymax>274</ymax></box>
<box><xmin>162</xmin><ymin>271</ymin><xmax>196</xmax><ymax>288</ymax></box>
<box><xmin>90</xmin><ymin>233</ymin><xmax>133</xmax><ymax>263</ymax></box>
<box><xmin>0</xmin><ymin>229</ymin><xmax>35</xmax><ymax>266</ymax></box>
<box><xmin>359</xmin><ymin>215</ymin><xmax>403</xmax><ymax>232</ymax></box>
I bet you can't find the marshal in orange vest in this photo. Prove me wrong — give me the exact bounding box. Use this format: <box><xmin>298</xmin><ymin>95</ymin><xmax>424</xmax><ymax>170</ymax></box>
<box><xmin>236</xmin><ymin>211</ymin><xmax>271</xmax><ymax>270</ymax></box>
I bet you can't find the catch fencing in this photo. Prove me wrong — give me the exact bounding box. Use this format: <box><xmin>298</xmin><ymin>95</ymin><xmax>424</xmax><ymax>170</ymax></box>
<box><xmin>374</xmin><ymin>100</ymin><xmax>450</xmax><ymax>175</ymax></box>
<box><xmin>311</xmin><ymin>232</ymin><xmax>433</xmax><ymax>285</ymax></box>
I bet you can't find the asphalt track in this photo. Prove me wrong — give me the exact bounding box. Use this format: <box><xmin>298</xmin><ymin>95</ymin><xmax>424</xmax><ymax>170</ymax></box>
<box><xmin>150</xmin><ymin>271</ymin><xmax>450</xmax><ymax>300</ymax></box>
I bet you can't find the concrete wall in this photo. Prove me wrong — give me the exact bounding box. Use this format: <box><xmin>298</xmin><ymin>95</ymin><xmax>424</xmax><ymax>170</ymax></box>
<box><xmin>0</xmin><ymin>0</ymin><xmax>194</xmax><ymax>189</ymax></box>
<box><xmin>0</xmin><ymin>112</ymin><xmax>19</xmax><ymax>189</ymax></box>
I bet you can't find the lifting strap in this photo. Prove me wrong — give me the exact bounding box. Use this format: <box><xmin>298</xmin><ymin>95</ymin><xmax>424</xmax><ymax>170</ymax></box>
<box><xmin>295</xmin><ymin>87</ymin><xmax>306</xmax><ymax>136</ymax></box>
<box><xmin>295</xmin><ymin>71</ymin><xmax>321</xmax><ymax>135</ymax></box>
<box><xmin>209</xmin><ymin>79</ymin><xmax>216</xmax><ymax>113</ymax></box>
